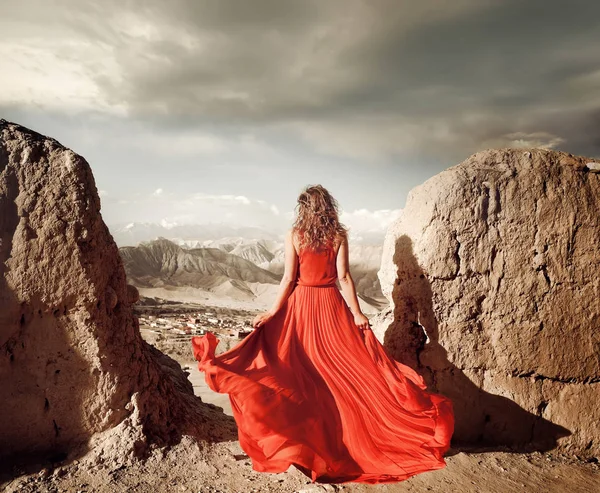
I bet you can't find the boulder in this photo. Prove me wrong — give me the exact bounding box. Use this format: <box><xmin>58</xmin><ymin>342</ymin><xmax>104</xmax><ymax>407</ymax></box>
<box><xmin>375</xmin><ymin>148</ymin><xmax>600</xmax><ymax>456</ymax></box>
<box><xmin>0</xmin><ymin>119</ymin><xmax>235</xmax><ymax>471</ymax></box>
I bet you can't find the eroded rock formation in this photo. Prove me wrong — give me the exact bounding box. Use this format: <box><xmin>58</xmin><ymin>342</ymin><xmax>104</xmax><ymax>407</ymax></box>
<box><xmin>375</xmin><ymin>148</ymin><xmax>600</xmax><ymax>456</ymax></box>
<box><xmin>0</xmin><ymin>119</ymin><xmax>235</xmax><ymax>471</ymax></box>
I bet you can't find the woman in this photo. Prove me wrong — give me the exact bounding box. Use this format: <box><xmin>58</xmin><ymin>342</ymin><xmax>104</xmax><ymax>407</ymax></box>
<box><xmin>191</xmin><ymin>184</ymin><xmax>454</xmax><ymax>484</ymax></box>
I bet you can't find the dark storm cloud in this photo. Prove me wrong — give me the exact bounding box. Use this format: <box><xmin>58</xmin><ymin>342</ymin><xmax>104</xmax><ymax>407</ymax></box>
<box><xmin>95</xmin><ymin>1</ymin><xmax>485</xmax><ymax>121</ymax></box>
<box><xmin>2</xmin><ymin>0</ymin><xmax>600</xmax><ymax>160</ymax></box>
<box><xmin>334</xmin><ymin>0</ymin><xmax>600</xmax><ymax>155</ymax></box>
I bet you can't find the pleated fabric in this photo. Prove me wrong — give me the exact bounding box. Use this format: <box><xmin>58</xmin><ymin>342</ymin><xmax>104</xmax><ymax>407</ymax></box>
<box><xmin>191</xmin><ymin>244</ymin><xmax>454</xmax><ymax>484</ymax></box>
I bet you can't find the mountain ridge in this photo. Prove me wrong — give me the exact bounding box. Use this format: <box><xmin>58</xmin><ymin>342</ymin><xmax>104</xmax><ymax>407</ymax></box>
<box><xmin>119</xmin><ymin>237</ymin><xmax>388</xmax><ymax>313</ymax></box>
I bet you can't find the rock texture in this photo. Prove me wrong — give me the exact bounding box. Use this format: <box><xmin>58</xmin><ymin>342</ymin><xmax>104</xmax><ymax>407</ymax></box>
<box><xmin>375</xmin><ymin>148</ymin><xmax>600</xmax><ymax>456</ymax></box>
<box><xmin>0</xmin><ymin>119</ymin><xmax>235</xmax><ymax>471</ymax></box>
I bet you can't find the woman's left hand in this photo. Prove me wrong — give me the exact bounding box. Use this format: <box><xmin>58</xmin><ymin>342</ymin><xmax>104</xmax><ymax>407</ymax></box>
<box><xmin>252</xmin><ymin>311</ymin><xmax>275</xmax><ymax>328</ymax></box>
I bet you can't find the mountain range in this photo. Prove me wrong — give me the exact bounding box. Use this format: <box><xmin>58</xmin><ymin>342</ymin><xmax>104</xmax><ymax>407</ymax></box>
<box><xmin>110</xmin><ymin>222</ymin><xmax>283</xmax><ymax>248</ymax></box>
<box><xmin>109</xmin><ymin>221</ymin><xmax>389</xmax><ymax>248</ymax></box>
<box><xmin>118</xmin><ymin>235</ymin><xmax>387</xmax><ymax>314</ymax></box>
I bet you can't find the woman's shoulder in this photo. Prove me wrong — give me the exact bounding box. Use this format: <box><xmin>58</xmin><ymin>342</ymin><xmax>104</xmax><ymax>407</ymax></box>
<box><xmin>288</xmin><ymin>228</ymin><xmax>302</xmax><ymax>254</ymax></box>
<box><xmin>334</xmin><ymin>230</ymin><xmax>348</xmax><ymax>246</ymax></box>
<box><xmin>288</xmin><ymin>228</ymin><xmax>301</xmax><ymax>244</ymax></box>
<box><xmin>332</xmin><ymin>232</ymin><xmax>348</xmax><ymax>256</ymax></box>
<box><xmin>289</xmin><ymin>228</ymin><xmax>346</xmax><ymax>252</ymax></box>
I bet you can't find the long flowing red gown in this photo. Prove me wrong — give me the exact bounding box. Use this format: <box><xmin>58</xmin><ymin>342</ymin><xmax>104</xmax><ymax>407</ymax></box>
<box><xmin>191</xmin><ymin>241</ymin><xmax>454</xmax><ymax>484</ymax></box>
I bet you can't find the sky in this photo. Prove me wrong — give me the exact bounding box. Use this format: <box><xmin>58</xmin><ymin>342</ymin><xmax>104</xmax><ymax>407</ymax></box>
<box><xmin>1</xmin><ymin>0</ymin><xmax>599</xmax><ymax>236</ymax></box>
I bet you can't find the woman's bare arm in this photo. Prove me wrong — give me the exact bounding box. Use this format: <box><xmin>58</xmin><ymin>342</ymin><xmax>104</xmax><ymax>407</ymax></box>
<box><xmin>336</xmin><ymin>234</ymin><xmax>363</xmax><ymax>317</ymax></box>
<box><xmin>267</xmin><ymin>229</ymin><xmax>298</xmax><ymax>315</ymax></box>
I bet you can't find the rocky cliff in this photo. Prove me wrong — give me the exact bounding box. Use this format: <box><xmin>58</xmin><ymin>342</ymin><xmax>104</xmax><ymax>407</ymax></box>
<box><xmin>375</xmin><ymin>148</ymin><xmax>600</xmax><ymax>456</ymax></box>
<box><xmin>0</xmin><ymin>119</ymin><xmax>235</xmax><ymax>471</ymax></box>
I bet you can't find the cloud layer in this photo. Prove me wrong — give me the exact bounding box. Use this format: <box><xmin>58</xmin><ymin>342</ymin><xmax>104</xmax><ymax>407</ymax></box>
<box><xmin>3</xmin><ymin>0</ymin><xmax>599</xmax><ymax>161</ymax></box>
<box><xmin>100</xmin><ymin>188</ymin><xmax>400</xmax><ymax>241</ymax></box>
<box><xmin>2</xmin><ymin>0</ymin><xmax>599</xmax><ymax>230</ymax></box>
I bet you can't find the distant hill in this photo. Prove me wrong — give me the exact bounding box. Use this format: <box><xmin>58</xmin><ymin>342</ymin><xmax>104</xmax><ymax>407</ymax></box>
<box><xmin>175</xmin><ymin>237</ymin><xmax>279</xmax><ymax>271</ymax></box>
<box><xmin>119</xmin><ymin>237</ymin><xmax>388</xmax><ymax>313</ymax></box>
<box><xmin>119</xmin><ymin>238</ymin><xmax>281</xmax><ymax>302</ymax></box>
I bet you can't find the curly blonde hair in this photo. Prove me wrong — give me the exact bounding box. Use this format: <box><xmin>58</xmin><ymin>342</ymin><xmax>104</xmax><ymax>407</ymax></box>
<box><xmin>292</xmin><ymin>184</ymin><xmax>348</xmax><ymax>252</ymax></box>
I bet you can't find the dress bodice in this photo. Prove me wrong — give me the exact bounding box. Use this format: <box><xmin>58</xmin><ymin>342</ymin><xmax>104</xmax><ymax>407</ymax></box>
<box><xmin>295</xmin><ymin>242</ymin><xmax>339</xmax><ymax>288</ymax></box>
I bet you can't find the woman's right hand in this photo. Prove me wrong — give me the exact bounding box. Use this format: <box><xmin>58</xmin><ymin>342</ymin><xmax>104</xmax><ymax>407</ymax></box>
<box><xmin>252</xmin><ymin>310</ymin><xmax>275</xmax><ymax>329</ymax></box>
<box><xmin>353</xmin><ymin>312</ymin><xmax>370</xmax><ymax>331</ymax></box>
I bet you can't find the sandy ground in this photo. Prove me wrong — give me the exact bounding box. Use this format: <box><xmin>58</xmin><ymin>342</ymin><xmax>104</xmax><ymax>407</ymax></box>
<box><xmin>137</xmin><ymin>286</ymin><xmax>384</xmax><ymax>315</ymax></box>
<box><xmin>2</xmin><ymin>322</ymin><xmax>599</xmax><ymax>492</ymax></box>
<box><xmin>138</xmin><ymin>286</ymin><xmax>274</xmax><ymax>312</ymax></box>
<box><xmin>3</xmin><ymin>436</ymin><xmax>599</xmax><ymax>493</ymax></box>
<box><xmin>186</xmin><ymin>362</ymin><xmax>233</xmax><ymax>416</ymax></box>
<box><xmin>2</xmin><ymin>366</ymin><xmax>599</xmax><ymax>493</ymax></box>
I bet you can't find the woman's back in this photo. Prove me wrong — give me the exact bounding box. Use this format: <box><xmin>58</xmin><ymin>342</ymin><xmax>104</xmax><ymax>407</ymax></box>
<box><xmin>192</xmin><ymin>188</ymin><xmax>454</xmax><ymax>484</ymax></box>
<box><xmin>294</xmin><ymin>233</ymin><xmax>340</xmax><ymax>288</ymax></box>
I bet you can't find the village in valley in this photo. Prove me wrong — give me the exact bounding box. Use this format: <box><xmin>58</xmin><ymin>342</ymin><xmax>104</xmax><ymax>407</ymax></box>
<box><xmin>134</xmin><ymin>297</ymin><xmax>256</xmax><ymax>364</ymax></box>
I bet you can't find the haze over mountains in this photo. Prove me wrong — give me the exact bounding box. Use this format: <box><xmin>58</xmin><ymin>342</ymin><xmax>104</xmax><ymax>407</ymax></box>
<box><xmin>109</xmin><ymin>222</ymin><xmax>283</xmax><ymax>248</ymax></box>
<box><xmin>114</xmin><ymin>223</ymin><xmax>389</xmax><ymax>314</ymax></box>
<box><xmin>109</xmin><ymin>221</ymin><xmax>393</xmax><ymax>248</ymax></box>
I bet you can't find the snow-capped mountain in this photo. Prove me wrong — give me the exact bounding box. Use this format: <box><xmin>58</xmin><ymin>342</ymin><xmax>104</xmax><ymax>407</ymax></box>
<box><xmin>109</xmin><ymin>222</ymin><xmax>283</xmax><ymax>247</ymax></box>
<box><xmin>113</xmin><ymin>223</ymin><xmax>389</xmax><ymax>313</ymax></box>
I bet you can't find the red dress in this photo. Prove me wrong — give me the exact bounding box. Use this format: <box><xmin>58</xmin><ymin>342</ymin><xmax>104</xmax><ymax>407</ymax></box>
<box><xmin>191</xmin><ymin>241</ymin><xmax>454</xmax><ymax>484</ymax></box>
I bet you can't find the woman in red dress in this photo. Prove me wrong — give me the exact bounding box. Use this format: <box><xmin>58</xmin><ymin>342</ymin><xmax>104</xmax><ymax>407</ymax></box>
<box><xmin>191</xmin><ymin>184</ymin><xmax>454</xmax><ymax>484</ymax></box>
